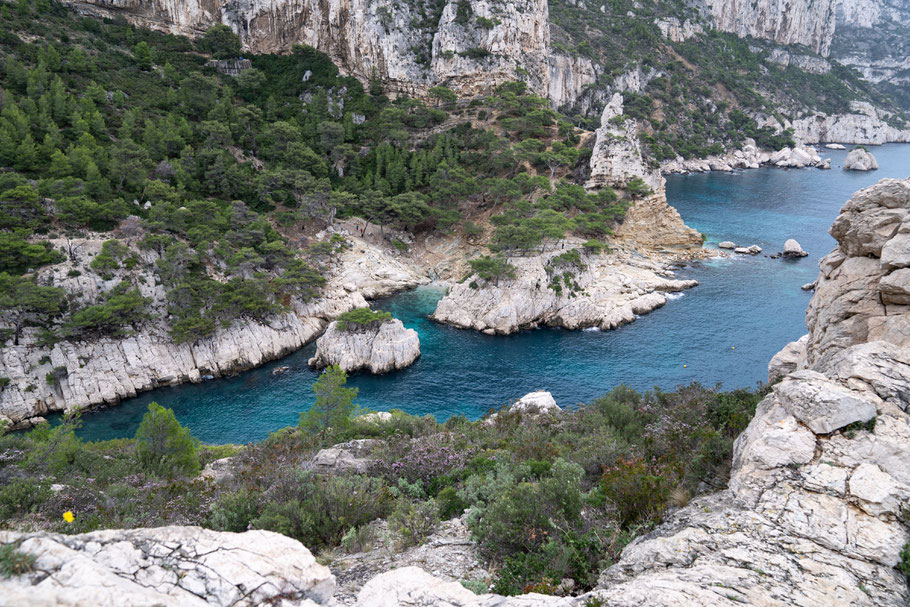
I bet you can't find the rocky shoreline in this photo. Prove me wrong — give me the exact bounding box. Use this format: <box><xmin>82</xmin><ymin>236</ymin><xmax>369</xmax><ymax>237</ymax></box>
<box><xmin>3</xmin><ymin>177</ymin><xmax>908</xmax><ymax>606</ymax></box>
<box><xmin>0</xmin><ymin>239</ymin><xmax>426</xmax><ymax>430</ymax></box>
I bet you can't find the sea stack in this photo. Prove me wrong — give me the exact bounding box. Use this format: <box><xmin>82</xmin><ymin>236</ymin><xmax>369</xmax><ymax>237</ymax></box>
<box><xmin>844</xmin><ymin>147</ymin><xmax>879</xmax><ymax>171</ymax></box>
<box><xmin>309</xmin><ymin>312</ymin><xmax>420</xmax><ymax>374</ymax></box>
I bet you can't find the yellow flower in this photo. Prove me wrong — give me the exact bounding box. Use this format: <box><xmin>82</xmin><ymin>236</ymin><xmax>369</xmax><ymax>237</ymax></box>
<box><xmin>62</xmin><ymin>511</ymin><xmax>74</xmax><ymax>523</ymax></box>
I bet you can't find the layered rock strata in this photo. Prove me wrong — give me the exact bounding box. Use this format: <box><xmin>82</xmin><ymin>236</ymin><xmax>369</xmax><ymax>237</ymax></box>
<box><xmin>308</xmin><ymin>319</ymin><xmax>420</xmax><ymax>374</ymax></box>
<box><xmin>0</xmin><ymin>236</ymin><xmax>425</xmax><ymax>430</ymax></box>
<box><xmin>431</xmin><ymin>245</ymin><xmax>698</xmax><ymax>335</ymax></box>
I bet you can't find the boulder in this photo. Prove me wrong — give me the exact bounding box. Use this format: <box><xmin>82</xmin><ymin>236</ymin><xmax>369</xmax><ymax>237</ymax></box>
<box><xmin>815</xmin><ymin>158</ymin><xmax>831</xmax><ymax>169</ymax></box>
<box><xmin>717</xmin><ymin>241</ymin><xmax>736</xmax><ymax>249</ymax></box>
<box><xmin>825</xmin><ymin>143</ymin><xmax>847</xmax><ymax>150</ymax></box>
<box><xmin>844</xmin><ymin>147</ymin><xmax>879</xmax><ymax>171</ymax></box>
<box><xmin>768</xmin><ymin>334</ymin><xmax>808</xmax><ymax>381</ymax></box>
<box><xmin>510</xmin><ymin>391</ymin><xmax>561</xmax><ymax>415</ymax></box>
<box><xmin>879</xmin><ymin>268</ymin><xmax>910</xmax><ymax>304</ymax></box>
<box><xmin>0</xmin><ymin>526</ymin><xmax>335</xmax><ymax>606</ymax></box>
<box><xmin>774</xmin><ymin>370</ymin><xmax>878</xmax><ymax>434</ymax></box>
<box><xmin>782</xmin><ymin>238</ymin><xmax>809</xmax><ymax>257</ymax></box>
<box><xmin>308</xmin><ymin>319</ymin><xmax>420</xmax><ymax>374</ymax></box>
<box><xmin>199</xmin><ymin>456</ymin><xmax>235</xmax><ymax>483</ymax></box>
<box><xmin>311</xmin><ymin>438</ymin><xmax>381</xmax><ymax>475</ymax></box>
<box><xmin>734</xmin><ymin>245</ymin><xmax>762</xmax><ymax>255</ymax></box>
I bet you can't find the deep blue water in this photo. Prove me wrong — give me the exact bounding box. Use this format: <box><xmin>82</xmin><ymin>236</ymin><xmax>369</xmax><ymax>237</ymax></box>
<box><xmin>70</xmin><ymin>145</ymin><xmax>910</xmax><ymax>444</ymax></box>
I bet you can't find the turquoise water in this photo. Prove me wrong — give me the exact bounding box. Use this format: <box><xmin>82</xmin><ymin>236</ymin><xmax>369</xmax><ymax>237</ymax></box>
<box><xmin>70</xmin><ymin>145</ymin><xmax>910</xmax><ymax>444</ymax></box>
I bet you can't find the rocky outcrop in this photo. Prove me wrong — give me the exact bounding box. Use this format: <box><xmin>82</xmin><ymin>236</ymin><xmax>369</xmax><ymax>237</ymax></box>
<box><xmin>509</xmin><ymin>390</ymin><xmax>560</xmax><ymax>415</ymax></box>
<box><xmin>783</xmin><ymin>238</ymin><xmax>809</xmax><ymax>257</ymax></box>
<box><xmin>310</xmin><ymin>438</ymin><xmax>381</xmax><ymax>475</ymax></box>
<box><xmin>844</xmin><ymin>147</ymin><xmax>880</xmax><ymax>171</ymax></box>
<box><xmin>790</xmin><ymin>102</ymin><xmax>910</xmax><ymax>146</ymax></box>
<box><xmin>0</xmin><ymin>234</ymin><xmax>425</xmax><ymax>429</ymax></box>
<box><xmin>308</xmin><ymin>318</ymin><xmax>420</xmax><ymax>374</ymax></box>
<box><xmin>586</xmin><ymin>93</ymin><xmax>663</xmax><ymax>193</ymax></box>
<box><xmin>661</xmin><ymin>140</ymin><xmax>831</xmax><ymax>175</ymax></box>
<box><xmin>654</xmin><ymin>17</ymin><xmax>705</xmax><ymax>42</ymax></box>
<box><xmin>0</xmin><ymin>526</ymin><xmax>336</xmax><ymax>606</ymax></box>
<box><xmin>580</xmin><ymin>178</ymin><xmax>910</xmax><ymax>607</ymax></box>
<box><xmin>431</xmin><ymin>246</ymin><xmax>698</xmax><ymax>335</ymax></box>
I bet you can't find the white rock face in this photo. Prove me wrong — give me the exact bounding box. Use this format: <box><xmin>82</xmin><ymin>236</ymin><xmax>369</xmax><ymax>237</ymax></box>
<box><xmin>310</xmin><ymin>438</ymin><xmax>381</xmax><ymax>475</ymax></box>
<box><xmin>654</xmin><ymin>17</ymin><xmax>705</xmax><ymax>42</ymax></box>
<box><xmin>431</xmin><ymin>246</ymin><xmax>698</xmax><ymax>335</ymax></box>
<box><xmin>783</xmin><ymin>238</ymin><xmax>809</xmax><ymax>257</ymax></box>
<box><xmin>789</xmin><ymin>102</ymin><xmax>910</xmax><ymax>146</ymax></box>
<box><xmin>586</xmin><ymin>93</ymin><xmax>664</xmax><ymax>193</ymax></box>
<box><xmin>0</xmin><ymin>526</ymin><xmax>335</xmax><ymax>606</ymax></box>
<box><xmin>62</xmin><ymin>0</ymin><xmax>579</xmax><ymax>107</ymax></box>
<box><xmin>843</xmin><ymin>147</ymin><xmax>879</xmax><ymax>171</ymax></box>
<box><xmin>510</xmin><ymin>391</ymin><xmax>561</xmax><ymax>415</ymax></box>
<box><xmin>308</xmin><ymin>319</ymin><xmax>420</xmax><ymax>374</ymax></box>
<box><xmin>717</xmin><ymin>241</ymin><xmax>736</xmax><ymax>249</ymax></box>
<box><xmin>0</xmin><ymin>235</ymin><xmax>425</xmax><ymax>429</ymax></box>
<box><xmin>704</xmin><ymin>0</ymin><xmax>839</xmax><ymax>55</ymax></box>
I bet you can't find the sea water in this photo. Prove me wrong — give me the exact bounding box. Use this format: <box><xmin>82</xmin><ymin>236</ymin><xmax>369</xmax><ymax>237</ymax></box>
<box><xmin>69</xmin><ymin>144</ymin><xmax>910</xmax><ymax>444</ymax></box>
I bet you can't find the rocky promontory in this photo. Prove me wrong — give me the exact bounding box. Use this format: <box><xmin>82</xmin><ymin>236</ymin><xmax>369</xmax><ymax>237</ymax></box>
<box><xmin>308</xmin><ymin>315</ymin><xmax>420</xmax><ymax>374</ymax></box>
<box><xmin>431</xmin><ymin>246</ymin><xmax>698</xmax><ymax>335</ymax></box>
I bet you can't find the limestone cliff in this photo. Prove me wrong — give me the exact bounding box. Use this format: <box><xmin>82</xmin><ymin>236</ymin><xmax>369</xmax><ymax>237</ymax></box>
<box><xmin>63</xmin><ymin>0</ymin><xmax>566</xmax><ymax>102</ymax></box>
<box><xmin>704</xmin><ymin>0</ymin><xmax>839</xmax><ymax>55</ymax></box>
<box><xmin>0</xmin><ymin>235</ymin><xmax>425</xmax><ymax>430</ymax></box>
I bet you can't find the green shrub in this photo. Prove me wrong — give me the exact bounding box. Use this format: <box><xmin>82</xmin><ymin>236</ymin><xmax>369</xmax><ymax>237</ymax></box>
<box><xmin>391</xmin><ymin>499</ymin><xmax>439</xmax><ymax>548</ymax></box>
<box><xmin>210</xmin><ymin>489</ymin><xmax>260</xmax><ymax>532</ymax></box>
<box><xmin>0</xmin><ymin>543</ymin><xmax>36</xmax><ymax>578</ymax></box>
<box><xmin>134</xmin><ymin>402</ymin><xmax>201</xmax><ymax>477</ymax></box>
<box><xmin>437</xmin><ymin>486</ymin><xmax>468</xmax><ymax>519</ymax></box>
<box><xmin>299</xmin><ymin>365</ymin><xmax>359</xmax><ymax>437</ymax></box>
<box><xmin>599</xmin><ymin>457</ymin><xmax>670</xmax><ymax>527</ymax></box>
<box><xmin>899</xmin><ymin>542</ymin><xmax>910</xmax><ymax>582</ymax></box>
<box><xmin>0</xmin><ymin>479</ymin><xmax>51</xmax><ymax>520</ymax></box>
<box><xmin>253</xmin><ymin>473</ymin><xmax>392</xmax><ymax>550</ymax></box>
<box><xmin>335</xmin><ymin>307</ymin><xmax>392</xmax><ymax>331</ymax></box>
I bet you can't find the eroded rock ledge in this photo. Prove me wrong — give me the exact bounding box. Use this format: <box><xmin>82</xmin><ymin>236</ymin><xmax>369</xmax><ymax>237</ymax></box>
<box><xmin>308</xmin><ymin>319</ymin><xmax>420</xmax><ymax>374</ymax></box>
<box><xmin>431</xmin><ymin>246</ymin><xmax>698</xmax><ymax>335</ymax></box>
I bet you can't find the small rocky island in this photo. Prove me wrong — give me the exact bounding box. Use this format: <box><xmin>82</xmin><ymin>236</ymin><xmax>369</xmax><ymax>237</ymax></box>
<box><xmin>844</xmin><ymin>146</ymin><xmax>879</xmax><ymax>171</ymax></box>
<box><xmin>308</xmin><ymin>308</ymin><xmax>420</xmax><ymax>374</ymax></box>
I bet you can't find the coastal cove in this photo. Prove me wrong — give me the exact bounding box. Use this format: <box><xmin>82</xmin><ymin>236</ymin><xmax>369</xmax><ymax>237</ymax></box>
<box><xmin>69</xmin><ymin>144</ymin><xmax>910</xmax><ymax>444</ymax></box>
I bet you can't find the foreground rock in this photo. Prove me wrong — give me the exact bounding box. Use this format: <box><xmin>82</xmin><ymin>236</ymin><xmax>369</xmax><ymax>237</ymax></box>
<box><xmin>0</xmin><ymin>526</ymin><xmax>335</xmax><ymax>607</ymax></box>
<box><xmin>717</xmin><ymin>241</ymin><xmax>736</xmax><ymax>249</ymax></box>
<box><xmin>826</xmin><ymin>143</ymin><xmax>847</xmax><ymax>150</ymax></box>
<box><xmin>309</xmin><ymin>319</ymin><xmax>420</xmax><ymax>374</ymax></box>
<box><xmin>583</xmin><ymin>177</ymin><xmax>910</xmax><ymax>607</ymax></box>
<box><xmin>782</xmin><ymin>238</ymin><xmax>808</xmax><ymax>257</ymax></box>
<box><xmin>310</xmin><ymin>438</ymin><xmax>381</xmax><ymax>475</ymax></box>
<box><xmin>844</xmin><ymin>147</ymin><xmax>879</xmax><ymax>171</ymax></box>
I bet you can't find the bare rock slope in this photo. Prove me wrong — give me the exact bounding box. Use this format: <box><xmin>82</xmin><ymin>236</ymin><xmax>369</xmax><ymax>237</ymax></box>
<box><xmin>0</xmin><ymin>526</ymin><xmax>335</xmax><ymax>607</ymax></box>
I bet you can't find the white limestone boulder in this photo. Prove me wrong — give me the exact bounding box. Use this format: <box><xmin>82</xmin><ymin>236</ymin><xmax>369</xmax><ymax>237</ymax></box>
<box><xmin>844</xmin><ymin>147</ymin><xmax>879</xmax><ymax>171</ymax></box>
<box><xmin>783</xmin><ymin>238</ymin><xmax>809</xmax><ymax>257</ymax></box>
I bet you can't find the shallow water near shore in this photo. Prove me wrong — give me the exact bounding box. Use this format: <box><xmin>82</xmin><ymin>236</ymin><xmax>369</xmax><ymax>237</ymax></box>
<box><xmin>68</xmin><ymin>144</ymin><xmax>910</xmax><ymax>444</ymax></box>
